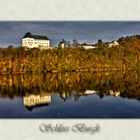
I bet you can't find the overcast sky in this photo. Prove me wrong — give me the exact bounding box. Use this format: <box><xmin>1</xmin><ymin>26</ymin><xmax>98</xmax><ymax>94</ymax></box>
<box><xmin>0</xmin><ymin>22</ymin><xmax>140</xmax><ymax>47</ymax></box>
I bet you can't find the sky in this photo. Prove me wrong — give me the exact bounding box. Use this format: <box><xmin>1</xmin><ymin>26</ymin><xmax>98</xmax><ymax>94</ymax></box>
<box><xmin>0</xmin><ymin>22</ymin><xmax>140</xmax><ymax>47</ymax></box>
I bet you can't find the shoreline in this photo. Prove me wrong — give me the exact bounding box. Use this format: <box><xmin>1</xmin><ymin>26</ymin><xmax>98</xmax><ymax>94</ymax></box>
<box><xmin>0</xmin><ymin>68</ymin><xmax>139</xmax><ymax>75</ymax></box>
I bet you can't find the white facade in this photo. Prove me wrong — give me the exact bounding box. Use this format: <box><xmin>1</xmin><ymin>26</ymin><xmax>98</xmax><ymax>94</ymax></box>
<box><xmin>23</xmin><ymin>94</ymin><xmax>51</xmax><ymax>107</ymax></box>
<box><xmin>58</xmin><ymin>40</ymin><xmax>65</xmax><ymax>48</ymax></box>
<box><xmin>84</xmin><ymin>90</ymin><xmax>97</xmax><ymax>94</ymax></box>
<box><xmin>22</xmin><ymin>38</ymin><xmax>50</xmax><ymax>48</ymax></box>
<box><xmin>22</xmin><ymin>32</ymin><xmax>51</xmax><ymax>49</ymax></box>
<box><xmin>59</xmin><ymin>43</ymin><xmax>65</xmax><ymax>48</ymax></box>
<box><xmin>109</xmin><ymin>90</ymin><xmax>120</xmax><ymax>97</ymax></box>
<box><xmin>108</xmin><ymin>41</ymin><xmax>119</xmax><ymax>48</ymax></box>
<box><xmin>83</xmin><ymin>45</ymin><xmax>96</xmax><ymax>49</ymax></box>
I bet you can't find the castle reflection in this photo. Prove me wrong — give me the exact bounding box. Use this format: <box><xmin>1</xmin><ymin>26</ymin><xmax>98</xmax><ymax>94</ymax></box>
<box><xmin>23</xmin><ymin>94</ymin><xmax>51</xmax><ymax>111</ymax></box>
<box><xmin>0</xmin><ymin>71</ymin><xmax>140</xmax><ymax>111</ymax></box>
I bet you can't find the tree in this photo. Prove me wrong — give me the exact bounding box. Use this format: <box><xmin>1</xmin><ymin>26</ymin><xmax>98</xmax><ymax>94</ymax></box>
<box><xmin>97</xmin><ymin>39</ymin><xmax>103</xmax><ymax>45</ymax></box>
<box><xmin>72</xmin><ymin>39</ymin><xmax>79</xmax><ymax>47</ymax></box>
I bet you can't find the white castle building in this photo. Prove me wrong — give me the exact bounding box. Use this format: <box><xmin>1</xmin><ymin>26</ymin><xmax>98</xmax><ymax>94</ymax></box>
<box><xmin>22</xmin><ymin>32</ymin><xmax>51</xmax><ymax>49</ymax></box>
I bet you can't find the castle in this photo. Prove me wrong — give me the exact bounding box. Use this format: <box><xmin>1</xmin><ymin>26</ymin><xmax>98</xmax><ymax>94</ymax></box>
<box><xmin>22</xmin><ymin>32</ymin><xmax>51</xmax><ymax>49</ymax></box>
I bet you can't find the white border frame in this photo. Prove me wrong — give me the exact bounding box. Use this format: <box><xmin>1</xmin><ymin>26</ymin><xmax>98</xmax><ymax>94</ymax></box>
<box><xmin>0</xmin><ymin>0</ymin><xmax>140</xmax><ymax>139</ymax></box>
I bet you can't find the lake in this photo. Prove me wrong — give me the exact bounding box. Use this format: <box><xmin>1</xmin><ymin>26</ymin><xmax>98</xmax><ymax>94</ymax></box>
<box><xmin>0</xmin><ymin>71</ymin><xmax>140</xmax><ymax>118</ymax></box>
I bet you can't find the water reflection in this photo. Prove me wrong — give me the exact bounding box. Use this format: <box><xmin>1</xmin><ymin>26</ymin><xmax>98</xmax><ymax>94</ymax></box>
<box><xmin>23</xmin><ymin>90</ymin><xmax>121</xmax><ymax>111</ymax></box>
<box><xmin>23</xmin><ymin>94</ymin><xmax>51</xmax><ymax>111</ymax></box>
<box><xmin>0</xmin><ymin>71</ymin><xmax>140</xmax><ymax>117</ymax></box>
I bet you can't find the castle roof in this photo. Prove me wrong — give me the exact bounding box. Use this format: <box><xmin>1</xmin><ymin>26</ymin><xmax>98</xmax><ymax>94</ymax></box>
<box><xmin>23</xmin><ymin>32</ymin><xmax>49</xmax><ymax>40</ymax></box>
<box><xmin>25</xmin><ymin>103</ymin><xmax>50</xmax><ymax>111</ymax></box>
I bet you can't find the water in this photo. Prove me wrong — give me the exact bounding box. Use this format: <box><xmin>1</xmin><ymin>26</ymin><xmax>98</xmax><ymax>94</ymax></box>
<box><xmin>0</xmin><ymin>71</ymin><xmax>140</xmax><ymax>118</ymax></box>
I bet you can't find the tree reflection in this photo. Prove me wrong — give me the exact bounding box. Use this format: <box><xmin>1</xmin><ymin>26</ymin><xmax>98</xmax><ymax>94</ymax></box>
<box><xmin>0</xmin><ymin>71</ymin><xmax>140</xmax><ymax>110</ymax></box>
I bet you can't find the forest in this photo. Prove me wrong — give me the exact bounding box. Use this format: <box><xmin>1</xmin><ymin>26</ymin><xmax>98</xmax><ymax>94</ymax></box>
<box><xmin>0</xmin><ymin>35</ymin><xmax>140</xmax><ymax>74</ymax></box>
